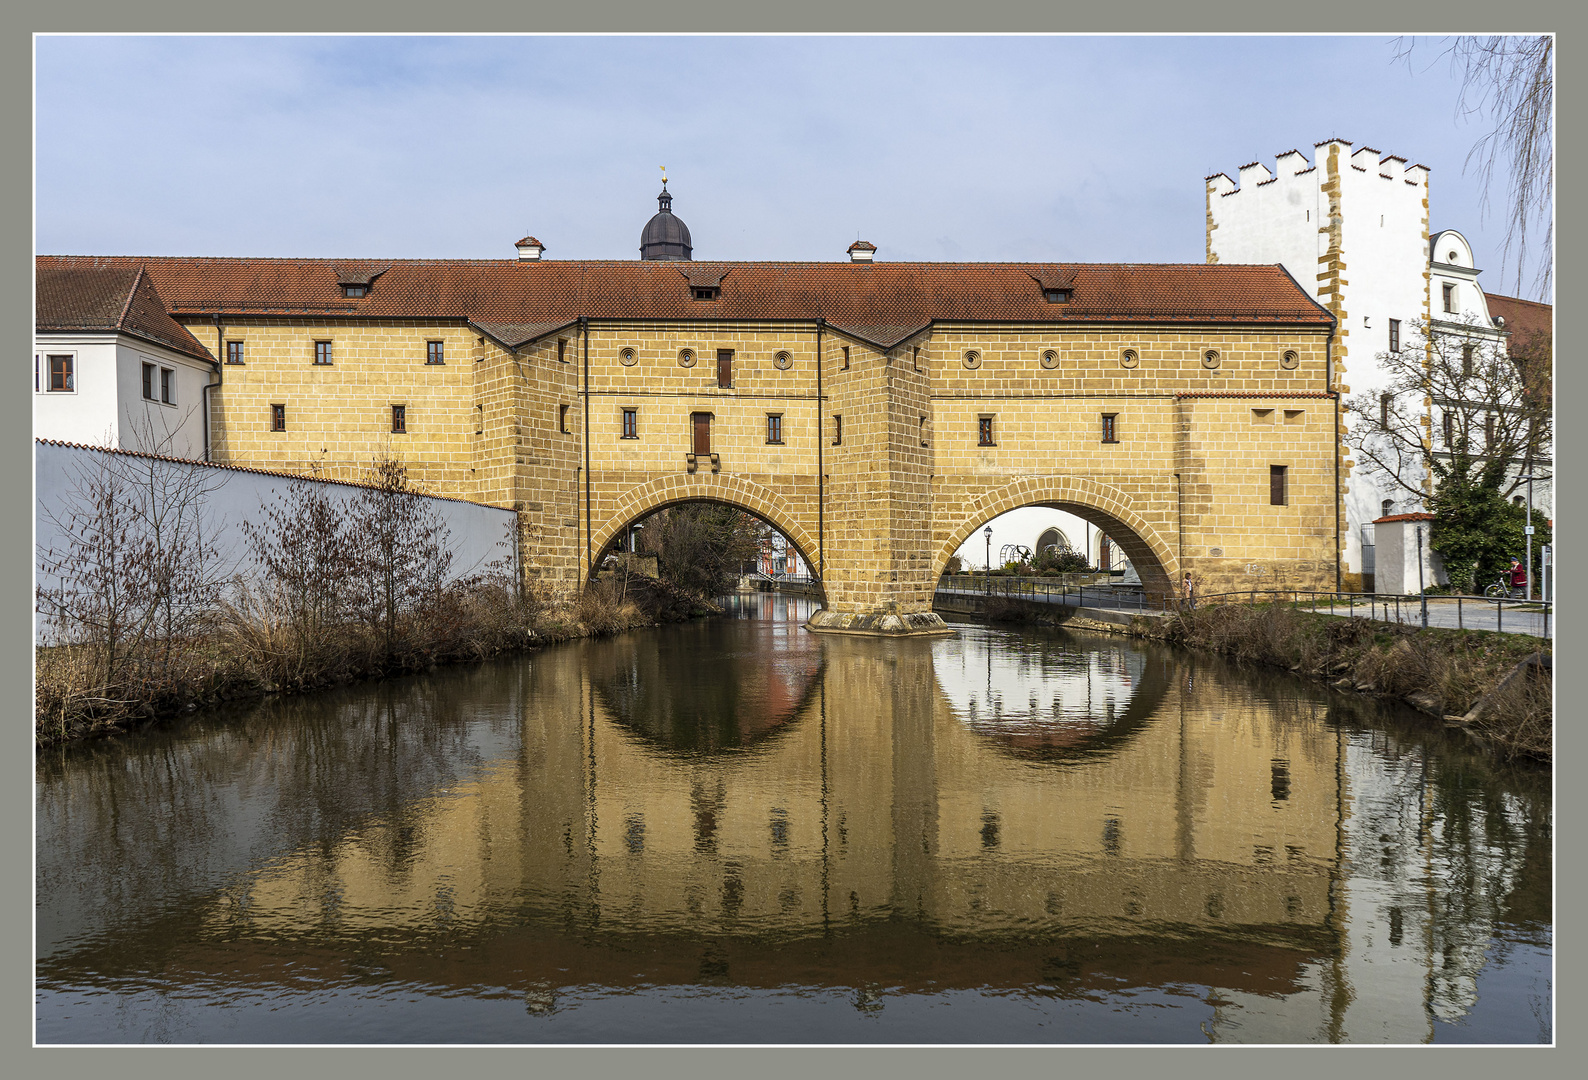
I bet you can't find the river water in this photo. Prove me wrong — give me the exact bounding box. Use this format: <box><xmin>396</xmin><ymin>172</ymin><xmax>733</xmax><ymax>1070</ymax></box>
<box><xmin>35</xmin><ymin>595</ymin><xmax>1552</xmax><ymax>1044</ymax></box>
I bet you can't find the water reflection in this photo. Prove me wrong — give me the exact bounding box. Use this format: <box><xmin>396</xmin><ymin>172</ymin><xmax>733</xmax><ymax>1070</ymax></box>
<box><xmin>35</xmin><ymin>595</ymin><xmax>1551</xmax><ymax>1044</ymax></box>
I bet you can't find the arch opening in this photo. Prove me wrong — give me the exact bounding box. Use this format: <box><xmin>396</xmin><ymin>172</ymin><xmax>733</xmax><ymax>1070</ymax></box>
<box><xmin>933</xmin><ymin>477</ymin><xmax>1178</xmax><ymax>602</ymax></box>
<box><xmin>588</xmin><ymin>476</ymin><xmax>826</xmax><ymax>604</ymax></box>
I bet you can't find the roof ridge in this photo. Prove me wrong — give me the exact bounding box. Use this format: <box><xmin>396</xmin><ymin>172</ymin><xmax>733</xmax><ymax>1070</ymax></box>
<box><xmin>115</xmin><ymin>264</ymin><xmax>144</xmax><ymax>330</ymax></box>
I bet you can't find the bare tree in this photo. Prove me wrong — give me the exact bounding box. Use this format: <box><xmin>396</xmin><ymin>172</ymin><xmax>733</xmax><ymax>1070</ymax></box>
<box><xmin>37</xmin><ymin>440</ymin><xmax>226</xmax><ymax>691</ymax></box>
<box><xmin>1395</xmin><ymin>35</ymin><xmax>1553</xmax><ymax>297</ymax></box>
<box><xmin>237</xmin><ymin>476</ymin><xmax>352</xmax><ymax>664</ymax></box>
<box><xmin>1347</xmin><ymin>316</ymin><xmax>1551</xmax><ymax>501</ymax></box>
<box><xmin>636</xmin><ymin>503</ymin><xmax>769</xmax><ymax>597</ymax></box>
<box><xmin>345</xmin><ymin>457</ymin><xmax>454</xmax><ymax>658</ymax></box>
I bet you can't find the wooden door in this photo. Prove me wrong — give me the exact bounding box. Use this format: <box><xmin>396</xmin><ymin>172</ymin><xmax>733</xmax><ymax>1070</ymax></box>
<box><xmin>717</xmin><ymin>349</ymin><xmax>733</xmax><ymax>388</ymax></box>
<box><xmin>692</xmin><ymin>413</ymin><xmax>711</xmax><ymax>456</ymax></box>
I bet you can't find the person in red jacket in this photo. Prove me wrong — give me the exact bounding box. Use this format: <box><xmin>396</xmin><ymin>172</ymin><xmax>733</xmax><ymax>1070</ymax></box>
<box><xmin>1508</xmin><ymin>556</ymin><xmax>1529</xmax><ymax>599</ymax></box>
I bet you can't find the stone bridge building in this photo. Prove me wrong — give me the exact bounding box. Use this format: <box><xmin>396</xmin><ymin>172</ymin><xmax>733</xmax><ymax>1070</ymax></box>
<box><xmin>39</xmin><ymin>186</ymin><xmax>1343</xmax><ymax>633</ymax></box>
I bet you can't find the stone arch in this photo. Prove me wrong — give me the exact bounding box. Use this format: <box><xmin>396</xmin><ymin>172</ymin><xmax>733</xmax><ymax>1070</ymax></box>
<box><xmin>589</xmin><ymin>472</ymin><xmax>824</xmax><ymax>588</ymax></box>
<box><xmin>933</xmin><ymin>475</ymin><xmax>1178</xmax><ymax>598</ymax></box>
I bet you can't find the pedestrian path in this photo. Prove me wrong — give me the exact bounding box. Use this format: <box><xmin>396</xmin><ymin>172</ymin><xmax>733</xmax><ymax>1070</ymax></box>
<box><xmin>933</xmin><ymin>585</ymin><xmax>1551</xmax><ymax>639</ymax></box>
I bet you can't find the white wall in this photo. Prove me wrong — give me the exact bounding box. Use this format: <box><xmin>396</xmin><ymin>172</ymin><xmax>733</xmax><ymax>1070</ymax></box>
<box><xmin>1372</xmin><ymin>518</ymin><xmax>1446</xmax><ymax>594</ymax></box>
<box><xmin>35</xmin><ymin>333</ymin><xmax>215</xmax><ymax>460</ymax></box>
<box><xmin>1208</xmin><ymin>142</ymin><xmax>1517</xmax><ymax>581</ymax></box>
<box><xmin>115</xmin><ymin>341</ymin><xmax>215</xmax><ymax>459</ymax></box>
<box><xmin>33</xmin><ymin>335</ymin><xmax>120</xmax><ymax>447</ymax></box>
<box><xmin>35</xmin><ymin>441</ymin><xmax>519</xmax><ymax>641</ymax></box>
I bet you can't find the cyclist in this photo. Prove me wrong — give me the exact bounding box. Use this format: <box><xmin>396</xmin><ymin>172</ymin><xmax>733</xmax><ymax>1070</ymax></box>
<box><xmin>1508</xmin><ymin>556</ymin><xmax>1528</xmax><ymax>599</ymax></box>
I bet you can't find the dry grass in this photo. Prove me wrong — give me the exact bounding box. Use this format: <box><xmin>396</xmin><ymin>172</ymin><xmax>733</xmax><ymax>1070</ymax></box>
<box><xmin>1152</xmin><ymin>602</ymin><xmax>1551</xmax><ymax>763</ymax></box>
<box><xmin>1470</xmin><ymin>660</ymin><xmax>1552</xmax><ymax>763</ymax></box>
<box><xmin>35</xmin><ymin>571</ymin><xmax>717</xmax><ymax>748</ymax></box>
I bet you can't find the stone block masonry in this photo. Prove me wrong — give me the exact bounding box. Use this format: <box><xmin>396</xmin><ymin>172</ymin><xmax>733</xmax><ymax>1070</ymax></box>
<box><xmin>44</xmin><ymin>252</ymin><xmax>1342</xmax><ymax>635</ymax></box>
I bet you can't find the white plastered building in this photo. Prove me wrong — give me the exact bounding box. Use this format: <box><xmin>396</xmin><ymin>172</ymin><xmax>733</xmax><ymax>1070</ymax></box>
<box><xmin>35</xmin><ymin>263</ymin><xmax>219</xmax><ymax>461</ymax></box>
<box><xmin>1206</xmin><ymin>139</ymin><xmax>1513</xmax><ymax>590</ymax></box>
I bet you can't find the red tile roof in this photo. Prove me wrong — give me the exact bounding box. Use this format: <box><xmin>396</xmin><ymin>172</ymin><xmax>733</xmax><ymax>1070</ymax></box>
<box><xmin>36</xmin><ymin>255</ymin><xmax>1336</xmax><ymax>330</ymax></box>
<box><xmin>1486</xmin><ymin>292</ymin><xmax>1552</xmax><ymax>343</ymax></box>
<box><xmin>35</xmin><ymin>263</ymin><xmax>216</xmax><ymax>363</ymax></box>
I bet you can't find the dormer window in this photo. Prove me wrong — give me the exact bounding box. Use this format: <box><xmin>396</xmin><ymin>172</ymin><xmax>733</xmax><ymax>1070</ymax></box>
<box><xmin>1043</xmin><ymin>289</ymin><xmax>1071</xmax><ymax>304</ymax></box>
<box><xmin>342</xmin><ymin>284</ymin><xmax>367</xmax><ymax>298</ymax></box>
<box><xmin>692</xmin><ymin>286</ymin><xmax>720</xmax><ymax>301</ymax></box>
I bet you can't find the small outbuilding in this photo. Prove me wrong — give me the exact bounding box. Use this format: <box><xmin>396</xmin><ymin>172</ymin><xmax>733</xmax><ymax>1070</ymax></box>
<box><xmin>1371</xmin><ymin>513</ymin><xmax>1448</xmax><ymax>594</ymax></box>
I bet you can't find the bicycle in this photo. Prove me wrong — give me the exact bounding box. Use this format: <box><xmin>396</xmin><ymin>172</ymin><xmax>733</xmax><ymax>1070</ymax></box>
<box><xmin>1483</xmin><ymin>574</ymin><xmax>1523</xmax><ymax>600</ymax></box>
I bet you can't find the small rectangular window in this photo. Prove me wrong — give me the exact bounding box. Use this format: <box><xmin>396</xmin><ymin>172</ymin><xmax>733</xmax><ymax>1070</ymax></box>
<box><xmin>559</xmin><ymin>404</ymin><xmax>570</xmax><ymax>434</ymax></box>
<box><xmin>48</xmin><ymin>354</ymin><xmax>74</xmax><ymax>392</ymax></box>
<box><xmin>692</xmin><ymin>286</ymin><xmax>720</xmax><ymax>301</ymax></box>
<box><xmin>341</xmin><ymin>284</ymin><xmax>367</xmax><ymax>298</ymax></box>
<box><xmin>161</xmin><ymin>368</ymin><xmax>174</xmax><ymax>405</ymax></box>
<box><xmin>832</xmin><ymin>414</ymin><xmax>843</xmax><ymax>445</ymax></box>
<box><xmin>1388</xmin><ymin>319</ymin><xmax>1400</xmax><ymax>354</ymax></box>
<box><xmin>912</xmin><ymin>346</ymin><xmax>921</xmax><ymax>371</ymax></box>
<box><xmin>1252</xmin><ymin>408</ymin><xmax>1274</xmax><ymax>424</ymax></box>
<box><xmin>1380</xmin><ymin>393</ymin><xmax>1391</xmax><ymax>427</ymax></box>
<box><xmin>1462</xmin><ymin>344</ymin><xmax>1474</xmax><ymax>376</ymax></box>
<box><xmin>1043</xmin><ymin>288</ymin><xmax>1071</xmax><ymax>303</ymax></box>
<box><xmin>1283</xmin><ymin>409</ymin><xmax>1303</xmax><ymax>424</ymax></box>
<box><xmin>919</xmin><ymin>415</ymin><xmax>928</xmax><ymax>446</ymax></box>
<box><xmin>622</xmin><ymin>408</ymin><xmax>638</xmax><ymax>439</ymax></box>
<box><xmin>314</xmin><ymin>340</ymin><xmax>332</xmax><ymax>365</ymax></box>
<box><xmin>1443</xmin><ymin>283</ymin><xmax>1456</xmax><ymax>313</ymax></box>
<box><xmin>1484</xmin><ymin>413</ymin><xmax>1495</xmax><ymax>444</ymax></box>
<box><xmin>978</xmin><ymin>416</ymin><xmax>996</xmax><ymax>446</ymax></box>
<box><xmin>1101</xmin><ymin>413</ymin><xmax>1118</xmax><ymax>443</ymax></box>
<box><xmin>766</xmin><ymin>413</ymin><xmax>783</xmax><ymax>444</ymax></box>
<box><xmin>426</xmin><ymin>341</ymin><xmax>445</xmax><ymax>365</ymax></box>
<box><xmin>1270</xmin><ymin>465</ymin><xmax>1288</xmax><ymax>506</ymax></box>
<box><xmin>142</xmin><ymin>362</ymin><xmax>156</xmax><ymax>401</ymax></box>
<box><xmin>1442</xmin><ymin>411</ymin><xmax>1454</xmax><ymax>445</ymax></box>
<box><xmin>271</xmin><ymin>404</ymin><xmax>286</xmax><ymax>432</ymax></box>
<box><xmin>557</xmin><ymin>338</ymin><xmax>568</xmax><ymax>363</ymax></box>
<box><xmin>391</xmin><ymin>404</ymin><xmax>407</xmax><ymax>434</ymax></box>
<box><xmin>226</xmin><ymin>340</ymin><xmax>244</xmax><ymax>365</ymax></box>
<box><xmin>841</xmin><ymin>346</ymin><xmax>851</xmax><ymax>370</ymax></box>
<box><xmin>475</xmin><ymin>403</ymin><xmax>484</xmax><ymax>436</ymax></box>
<box><xmin>717</xmin><ymin>349</ymin><xmax>733</xmax><ymax>389</ymax></box>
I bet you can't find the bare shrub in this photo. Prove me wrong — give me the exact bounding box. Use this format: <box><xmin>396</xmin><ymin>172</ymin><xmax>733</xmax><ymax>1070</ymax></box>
<box><xmin>36</xmin><ymin>442</ymin><xmax>227</xmax><ymax>736</ymax></box>
<box><xmin>344</xmin><ymin>457</ymin><xmax>453</xmax><ymax>659</ymax></box>
<box><xmin>1473</xmin><ymin>662</ymin><xmax>1552</xmax><ymax>762</ymax></box>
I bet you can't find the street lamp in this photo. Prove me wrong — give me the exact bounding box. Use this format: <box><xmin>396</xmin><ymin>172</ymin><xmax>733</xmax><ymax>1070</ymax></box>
<box><xmin>984</xmin><ymin>525</ymin><xmax>994</xmax><ymax>593</ymax></box>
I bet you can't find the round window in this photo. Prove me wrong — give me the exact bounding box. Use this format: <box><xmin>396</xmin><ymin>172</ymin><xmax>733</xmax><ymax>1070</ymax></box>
<box><xmin>1279</xmin><ymin>349</ymin><xmax>1299</xmax><ymax>369</ymax></box>
<box><xmin>773</xmin><ymin>350</ymin><xmax>792</xmax><ymax>370</ymax></box>
<box><xmin>1120</xmin><ymin>349</ymin><xmax>1139</xmax><ymax>369</ymax></box>
<box><xmin>1039</xmin><ymin>349</ymin><xmax>1059</xmax><ymax>369</ymax></box>
<box><xmin>619</xmin><ymin>347</ymin><xmax>638</xmax><ymax>367</ymax></box>
<box><xmin>678</xmin><ymin>348</ymin><xmax>695</xmax><ymax>368</ymax></box>
<box><xmin>962</xmin><ymin>350</ymin><xmax>982</xmax><ymax>370</ymax></box>
<box><xmin>1202</xmin><ymin>349</ymin><xmax>1221</xmax><ymax>369</ymax></box>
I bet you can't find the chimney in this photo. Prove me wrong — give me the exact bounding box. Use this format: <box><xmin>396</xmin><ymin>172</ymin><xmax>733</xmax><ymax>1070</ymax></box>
<box><xmin>515</xmin><ymin>236</ymin><xmax>545</xmax><ymax>261</ymax></box>
<box><xmin>848</xmin><ymin>240</ymin><xmax>876</xmax><ymax>263</ymax></box>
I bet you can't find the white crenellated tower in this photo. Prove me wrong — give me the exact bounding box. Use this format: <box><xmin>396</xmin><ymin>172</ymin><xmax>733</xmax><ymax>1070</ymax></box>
<box><xmin>1207</xmin><ymin>139</ymin><xmax>1505</xmax><ymax>590</ymax></box>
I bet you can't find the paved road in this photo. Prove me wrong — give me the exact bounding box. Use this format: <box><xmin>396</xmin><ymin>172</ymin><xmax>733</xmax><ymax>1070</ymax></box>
<box><xmin>935</xmin><ymin>586</ymin><xmax>1552</xmax><ymax>639</ymax></box>
<box><xmin>1301</xmin><ymin>596</ymin><xmax>1552</xmax><ymax>639</ymax></box>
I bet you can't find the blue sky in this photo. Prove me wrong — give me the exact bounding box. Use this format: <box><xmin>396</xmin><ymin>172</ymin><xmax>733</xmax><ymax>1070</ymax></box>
<box><xmin>35</xmin><ymin>34</ymin><xmax>1547</xmax><ymax>299</ymax></box>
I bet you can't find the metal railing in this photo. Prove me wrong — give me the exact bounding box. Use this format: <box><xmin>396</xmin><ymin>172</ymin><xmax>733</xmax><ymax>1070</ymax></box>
<box><xmin>935</xmin><ymin>574</ymin><xmax>1157</xmax><ymax>612</ymax></box>
<box><xmin>932</xmin><ymin>576</ymin><xmax>1553</xmax><ymax>639</ymax></box>
<box><xmin>1176</xmin><ymin>587</ymin><xmax>1552</xmax><ymax>640</ymax></box>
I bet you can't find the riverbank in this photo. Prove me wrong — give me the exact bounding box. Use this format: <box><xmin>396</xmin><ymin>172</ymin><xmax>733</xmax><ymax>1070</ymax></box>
<box><xmin>35</xmin><ymin>572</ymin><xmax>712</xmax><ymax>749</ymax></box>
<box><xmin>964</xmin><ymin>597</ymin><xmax>1551</xmax><ymax>765</ymax></box>
<box><xmin>1148</xmin><ymin>605</ymin><xmax>1549</xmax><ymax>764</ymax></box>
